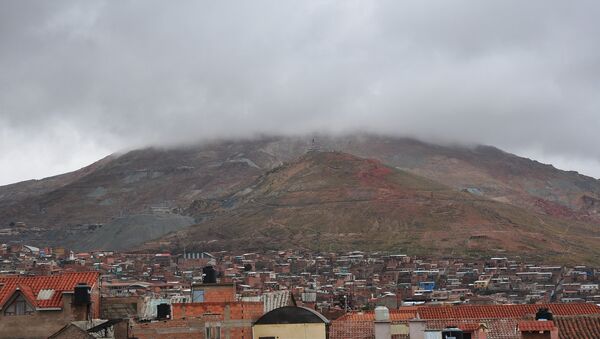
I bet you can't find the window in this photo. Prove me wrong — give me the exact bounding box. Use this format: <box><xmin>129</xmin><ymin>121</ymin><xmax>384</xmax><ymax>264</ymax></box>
<box><xmin>192</xmin><ymin>289</ymin><xmax>205</xmax><ymax>302</ymax></box>
<box><xmin>205</xmin><ymin>326</ymin><xmax>221</xmax><ymax>339</ymax></box>
<box><xmin>4</xmin><ymin>294</ymin><xmax>35</xmax><ymax>316</ymax></box>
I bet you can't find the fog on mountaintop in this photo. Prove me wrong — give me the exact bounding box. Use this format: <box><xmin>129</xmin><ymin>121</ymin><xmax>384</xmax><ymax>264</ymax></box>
<box><xmin>1</xmin><ymin>1</ymin><xmax>600</xmax><ymax>185</ymax></box>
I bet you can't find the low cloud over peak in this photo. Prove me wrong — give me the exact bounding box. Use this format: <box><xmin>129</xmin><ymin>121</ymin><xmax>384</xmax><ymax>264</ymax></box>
<box><xmin>1</xmin><ymin>1</ymin><xmax>600</xmax><ymax>185</ymax></box>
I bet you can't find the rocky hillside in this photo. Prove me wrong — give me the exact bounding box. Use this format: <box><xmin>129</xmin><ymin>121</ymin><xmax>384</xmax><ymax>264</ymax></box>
<box><xmin>152</xmin><ymin>151</ymin><xmax>600</xmax><ymax>263</ymax></box>
<box><xmin>1</xmin><ymin>134</ymin><xmax>599</xmax><ymax>260</ymax></box>
<box><xmin>0</xmin><ymin>139</ymin><xmax>281</xmax><ymax>228</ymax></box>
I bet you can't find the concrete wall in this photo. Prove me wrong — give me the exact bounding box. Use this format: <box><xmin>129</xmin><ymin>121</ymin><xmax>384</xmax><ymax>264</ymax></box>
<box><xmin>101</xmin><ymin>295</ymin><xmax>141</xmax><ymax>318</ymax></box>
<box><xmin>252</xmin><ymin>323</ymin><xmax>327</xmax><ymax>339</ymax></box>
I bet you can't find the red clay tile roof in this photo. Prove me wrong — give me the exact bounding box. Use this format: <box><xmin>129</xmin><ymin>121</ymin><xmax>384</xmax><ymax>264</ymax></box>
<box><xmin>329</xmin><ymin>319</ymin><xmax>387</xmax><ymax>339</ymax></box>
<box><xmin>518</xmin><ymin>320</ymin><xmax>556</xmax><ymax>332</ymax></box>
<box><xmin>16</xmin><ymin>283</ymin><xmax>37</xmax><ymax>305</ymax></box>
<box><xmin>426</xmin><ymin>319</ymin><xmax>519</xmax><ymax>339</ymax></box>
<box><xmin>0</xmin><ymin>271</ymin><xmax>99</xmax><ymax>309</ymax></box>
<box><xmin>424</xmin><ymin>320</ymin><xmax>484</xmax><ymax>332</ymax></box>
<box><xmin>337</xmin><ymin>309</ymin><xmax>417</xmax><ymax>321</ymax></box>
<box><xmin>330</xmin><ymin>309</ymin><xmax>418</xmax><ymax>339</ymax></box>
<box><xmin>458</xmin><ymin>322</ymin><xmax>486</xmax><ymax>332</ymax></box>
<box><xmin>418</xmin><ymin>303</ymin><xmax>600</xmax><ymax>320</ymax></box>
<box><xmin>554</xmin><ymin>315</ymin><xmax>600</xmax><ymax>339</ymax></box>
<box><xmin>331</xmin><ymin>305</ymin><xmax>600</xmax><ymax>339</ymax></box>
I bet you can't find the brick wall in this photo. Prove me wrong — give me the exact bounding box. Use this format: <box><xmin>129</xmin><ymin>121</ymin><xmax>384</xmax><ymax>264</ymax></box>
<box><xmin>172</xmin><ymin>301</ymin><xmax>263</xmax><ymax>320</ymax></box>
<box><xmin>132</xmin><ymin>319</ymin><xmax>204</xmax><ymax>339</ymax></box>
<box><xmin>171</xmin><ymin>301</ymin><xmax>263</xmax><ymax>339</ymax></box>
<box><xmin>193</xmin><ymin>284</ymin><xmax>236</xmax><ymax>302</ymax></box>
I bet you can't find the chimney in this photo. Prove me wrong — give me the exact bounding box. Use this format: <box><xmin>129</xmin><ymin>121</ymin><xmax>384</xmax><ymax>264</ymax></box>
<box><xmin>473</xmin><ymin>324</ymin><xmax>488</xmax><ymax>339</ymax></box>
<box><xmin>409</xmin><ymin>318</ymin><xmax>427</xmax><ymax>339</ymax></box>
<box><xmin>112</xmin><ymin>319</ymin><xmax>130</xmax><ymax>339</ymax></box>
<box><xmin>374</xmin><ymin>306</ymin><xmax>391</xmax><ymax>339</ymax></box>
<box><xmin>72</xmin><ymin>283</ymin><xmax>91</xmax><ymax>321</ymax></box>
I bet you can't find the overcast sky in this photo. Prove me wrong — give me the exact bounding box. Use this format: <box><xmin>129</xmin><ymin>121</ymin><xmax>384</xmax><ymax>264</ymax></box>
<box><xmin>1</xmin><ymin>1</ymin><xmax>600</xmax><ymax>185</ymax></box>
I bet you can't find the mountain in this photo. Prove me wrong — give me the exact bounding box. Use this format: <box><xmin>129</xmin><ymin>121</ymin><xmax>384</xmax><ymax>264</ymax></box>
<box><xmin>0</xmin><ymin>140</ymin><xmax>278</xmax><ymax>229</ymax></box>
<box><xmin>149</xmin><ymin>151</ymin><xmax>600</xmax><ymax>263</ymax></box>
<box><xmin>1</xmin><ymin>134</ymin><xmax>599</xmax><ymax>261</ymax></box>
<box><xmin>0</xmin><ymin>139</ymin><xmax>284</xmax><ymax>249</ymax></box>
<box><xmin>0</xmin><ymin>155</ymin><xmax>114</xmax><ymax>211</ymax></box>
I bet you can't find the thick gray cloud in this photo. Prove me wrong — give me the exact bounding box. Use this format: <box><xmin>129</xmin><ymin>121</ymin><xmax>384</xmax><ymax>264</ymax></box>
<box><xmin>1</xmin><ymin>1</ymin><xmax>600</xmax><ymax>185</ymax></box>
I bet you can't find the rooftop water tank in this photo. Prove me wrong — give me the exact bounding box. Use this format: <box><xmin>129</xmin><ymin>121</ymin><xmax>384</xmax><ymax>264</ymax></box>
<box><xmin>203</xmin><ymin>266</ymin><xmax>217</xmax><ymax>284</ymax></box>
<box><xmin>375</xmin><ymin>306</ymin><xmax>390</xmax><ymax>322</ymax></box>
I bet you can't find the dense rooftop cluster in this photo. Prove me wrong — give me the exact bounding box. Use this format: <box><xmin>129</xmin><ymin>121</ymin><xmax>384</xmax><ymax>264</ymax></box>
<box><xmin>1</xmin><ymin>243</ymin><xmax>600</xmax><ymax>338</ymax></box>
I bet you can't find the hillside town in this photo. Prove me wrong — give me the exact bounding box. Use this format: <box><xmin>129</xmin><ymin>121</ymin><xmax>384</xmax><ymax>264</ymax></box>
<box><xmin>1</xmin><ymin>242</ymin><xmax>599</xmax><ymax>338</ymax></box>
<box><xmin>4</xmin><ymin>2</ymin><xmax>600</xmax><ymax>338</ymax></box>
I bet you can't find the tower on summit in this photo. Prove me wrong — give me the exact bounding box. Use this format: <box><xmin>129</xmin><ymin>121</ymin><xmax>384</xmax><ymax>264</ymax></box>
<box><xmin>307</xmin><ymin>137</ymin><xmax>322</xmax><ymax>153</ymax></box>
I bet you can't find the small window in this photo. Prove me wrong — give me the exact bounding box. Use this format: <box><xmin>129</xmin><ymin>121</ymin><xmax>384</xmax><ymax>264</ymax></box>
<box><xmin>4</xmin><ymin>294</ymin><xmax>35</xmax><ymax>316</ymax></box>
<box><xmin>193</xmin><ymin>289</ymin><xmax>205</xmax><ymax>302</ymax></box>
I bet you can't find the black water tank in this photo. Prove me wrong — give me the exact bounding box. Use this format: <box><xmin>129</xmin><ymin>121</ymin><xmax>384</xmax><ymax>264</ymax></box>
<box><xmin>203</xmin><ymin>266</ymin><xmax>217</xmax><ymax>284</ymax></box>
<box><xmin>157</xmin><ymin>303</ymin><xmax>170</xmax><ymax>319</ymax></box>
<box><xmin>536</xmin><ymin>307</ymin><xmax>554</xmax><ymax>320</ymax></box>
<box><xmin>73</xmin><ymin>283</ymin><xmax>91</xmax><ymax>305</ymax></box>
<box><xmin>442</xmin><ymin>327</ymin><xmax>463</xmax><ymax>339</ymax></box>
